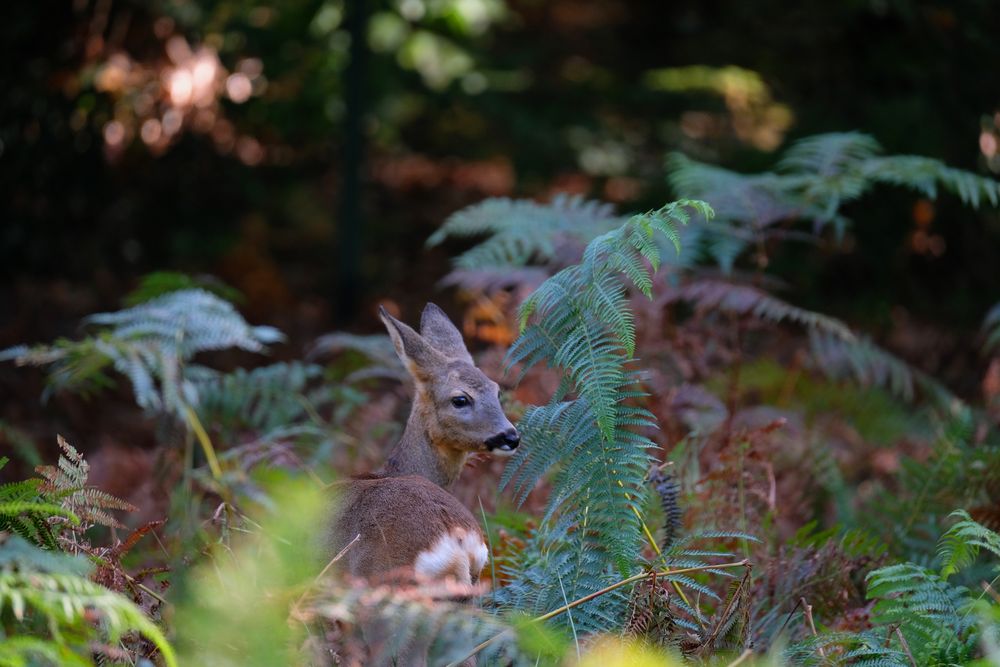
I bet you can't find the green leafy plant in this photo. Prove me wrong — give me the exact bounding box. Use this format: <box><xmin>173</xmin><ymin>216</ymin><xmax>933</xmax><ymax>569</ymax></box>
<box><xmin>0</xmin><ymin>288</ymin><xmax>283</xmax><ymax>417</ymax></box>
<box><xmin>0</xmin><ymin>441</ymin><xmax>176</xmax><ymax>666</ymax></box>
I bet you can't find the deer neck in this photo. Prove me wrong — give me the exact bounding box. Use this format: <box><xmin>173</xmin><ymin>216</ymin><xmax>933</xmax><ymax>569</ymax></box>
<box><xmin>382</xmin><ymin>401</ymin><xmax>467</xmax><ymax>489</ymax></box>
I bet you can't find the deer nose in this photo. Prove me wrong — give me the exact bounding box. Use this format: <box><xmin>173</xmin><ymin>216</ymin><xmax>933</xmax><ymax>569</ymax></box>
<box><xmin>486</xmin><ymin>428</ymin><xmax>520</xmax><ymax>453</ymax></box>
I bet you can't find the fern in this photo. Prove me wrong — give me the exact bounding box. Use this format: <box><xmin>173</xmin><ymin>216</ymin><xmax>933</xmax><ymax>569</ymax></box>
<box><xmin>307</xmin><ymin>331</ymin><xmax>408</xmax><ymax>383</ymax></box>
<box><xmin>0</xmin><ymin>289</ymin><xmax>283</xmax><ymax>417</ymax></box>
<box><xmin>36</xmin><ymin>436</ymin><xmax>137</xmax><ymax>537</ymax></box>
<box><xmin>434</xmin><ymin>132</ymin><xmax>994</xmax><ymax>413</ymax></box>
<box><xmin>427</xmin><ymin>193</ymin><xmax>621</xmax><ymax>270</ymax></box>
<box><xmin>785</xmin><ymin>630</ymin><xmax>909</xmax><ymax>667</ymax></box>
<box><xmin>937</xmin><ymin>509</ymin><xmax>1000</xmax><ymax>578</ymax></box>
<box><xmin>123</xmin><ymin>270</ymin><xmax>244</xmax><ymax>306</ymax></box>
<box><xmin>0</xmin><ymin>536</ymin><xmax>177</xmax><ymax>667</ymax></box>
<box><xmin>860</xmin><ymin>512</ymin><xmax>1000</xmax><ymax>665</ymax></box>
<box><xmin>492</xmin><ymin>517</ymin><xmax>629</xmax><ymax>635</ymax></box>
<box><xmin>786</xmin><ymin>512</ymin><xmax>1000</xmax><ymax>666</ymax></box>
<box><xmin>489</xmin><ymin>200</ymin><xmax>777</xmax><ymax>648</ymax></box>
<box><xmin>192</xmin><ymin>362</ymin><xmax>330</xmax><ymax>435</ymax></box>
<box><xmin>0</xmin><ymin>441</ymin><xmax>173</xmax><ymax>666</ymax></box>
<box><xmin>0</xmin><ymin>456</ymin><xmax>78</xmax><ymax>551</ymax></box>
<box><xmin>809</xmin><ymin>329</ymin><xmax>957</xmax><ymax>406</ymax></box>
<box><xmin>670</xmin><ymin>131</ymin><xmax>1000</xmax><ymax>240</ymax></box>
<box><xmin>502</xmin><ymin>200</ymin><xmax>711</xmax><ymax>574</ymax></box>
<box><xmin>663</xmin><ymin>280</ymin><xmax>855</xmax><ymax>341</ymax></box>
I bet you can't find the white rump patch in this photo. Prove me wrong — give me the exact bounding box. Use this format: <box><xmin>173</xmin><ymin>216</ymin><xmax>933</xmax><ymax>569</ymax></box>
<box><xmin>414</xmin><ymin>528</ymin><xmax>488</xmax><ymax>584</ymax></box>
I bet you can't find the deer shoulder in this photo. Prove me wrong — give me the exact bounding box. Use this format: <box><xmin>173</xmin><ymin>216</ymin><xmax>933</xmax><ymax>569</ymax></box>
<box><xmin>330</xmin><ymin>474</ymin><xmax>486</xmax><ymax>584</ymax></box>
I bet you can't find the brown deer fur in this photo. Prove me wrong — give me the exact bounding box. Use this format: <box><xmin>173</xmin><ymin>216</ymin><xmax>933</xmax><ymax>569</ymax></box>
<box><xmin>328</xmin><ymin>303</ymin><xmax>520</xmax><ymax>586</ymax></box>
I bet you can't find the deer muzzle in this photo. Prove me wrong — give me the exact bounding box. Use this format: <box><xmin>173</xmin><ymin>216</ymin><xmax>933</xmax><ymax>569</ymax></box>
<box><xmin>485</xmin><ymin>428</ymin><xmax>520</xmax><ymax>454</ymax></box>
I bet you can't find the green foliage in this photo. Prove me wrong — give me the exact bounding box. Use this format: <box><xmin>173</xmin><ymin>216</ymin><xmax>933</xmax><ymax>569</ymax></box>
<box><xmin>193</xmin><ymin>361</ymin><xmax>331</xmax><ymax>436</ymax></box>
<box><xmin>937</xmin><ymin>510</ymin><xmax>1000</xmax><ymax>578</ymax></box>
<box><xmin>669</xmin><ymin>132</ymin><xmax>1000</xmax><ymax>241</ymax></box>
<box><xmin>875</xmin><ymin>410</ymin><xmax>1000</xmax><ymax>559</ymax></box>
<box><xmin>173</xmin><ymin>478</ymin><xmax>324</xmax><ymax>666</ymax></box>
<box><xmin>124</xmin><ymin>271</ymin><xmax>245</xmax><ymax>306</ymax></box>
<box><xmin>864</xmin><ymin>513</ymin><xmax>999</xmax><ymax>665</ymax></box>
<box><xmin>5</xmin><ymin>123</ymin><xmax>1000</xmax><ymax>664</ymax></box>
<box><xmin>0</xmin><ymin>289</ymin><xmax>284</xmax><ymax>417</ymax></box>
<box><xmin>502</xmin><ymin>200</ymin><xmax>712</xmax><ymax>574</ymax></box>
<box><xmin>488</xmin><ymin>198</ymin><xmax>765</xmax><ymax>651</ymax></box>
<box><xmin>493</xmin><ymin>518</ymin><xmax>629</xmax><ymax>634</ymax></box>
<box><xmin>427</xmin><ymin>194</ymin><xmax>621</xmax><ymax>270</ymax></box>
<box><xmin>0</xmin><ymin>541</ymin><xmax>177</xmax><ymax>667</ymax></box>
<box><xmin>0</xmin><ymin>440</ymin><xmax>175</xmax><ymax>667</ymax></box>
<box><xmin>0</xmin><ymin>436</ymin><xmax>133</xmax><ymax>553</ymax></box>
<box><xmin>439</xmin><ymin>132</ymin><xmax>1000</xmax><ymax>408</ymax></box>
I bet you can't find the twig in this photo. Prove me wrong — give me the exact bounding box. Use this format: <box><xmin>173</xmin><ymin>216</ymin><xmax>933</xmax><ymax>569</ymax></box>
<box><xmin>478</xmin><ymin>498</ymin><xmax>496</xmax><ymax>593</ymax></box>
<box><xmin>293</xmin><ymin>533</ymin><xmax>360</xmax><ymax>612</ymax></box>
<box><xmin>122</xmin><ymin>572</ymin><xmax>167</xmax><ymax>605</ymax></box>
<box><xmin>726</xmin><ymin>648</ymin><xmax>753</xmax><ymax>667</ymax></box>
<box><xmin>984</xmin><ymin>580</ymin><xmax>1000</xmax><ymax>604</ymax></box>
<box><xmin>894</xmin><ymin>626</ymin><xmax>917</xmax><ymax>667</ymax></box>
<box><xmin>443</xmin><ymin>560</ymin><xmax>750</xmax><ymax>667</ymax></box>
<box><xmin>556</xmin><ymin>570</ymin><xmax>580</xmax><ymax>661</ymax></box>
<box><xmin>772</xmin><ymin>597</ymin><xmax>804</xmax><ymax>642</ymax></box>
<box><xmin>801</xmin><ymin>597</ymin><xmax>823</xmax><ymax>659</ymax></box>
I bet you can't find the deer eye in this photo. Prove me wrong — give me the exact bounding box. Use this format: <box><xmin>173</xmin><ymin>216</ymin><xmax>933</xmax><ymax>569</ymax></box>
<box><xmin>451</xmin><ymin>395</ymin><xmax>471</xmax><ymax>408</ymax></box>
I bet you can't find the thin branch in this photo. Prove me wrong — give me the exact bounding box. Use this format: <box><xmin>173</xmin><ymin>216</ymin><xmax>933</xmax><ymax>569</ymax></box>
<box><xmin>894</xmin><ymin>626</ymin><xmax>917</xmax><ymax>667</ymax></box>
<box><xmin>772</xmin><ymin>597</ymin><xmax>804</xmax><ymax>641</ymax></box>
<box><xmin>292</xmin><ymin>533</ymin><xmax>360</xmax><ymax>614</ymax></box>
<box><xmin>726</xmin><ymin>648</ymin><xmax>754</xmax><ymax>667</ymax></box>
<box><xmin>801</xmin><ymin>597</ymin><xmax>824</xmax><ymax>659</ymax></box>
<box><xmin>444</xmin><ymin>560</ymin><xmax>750</xmax><ymax>667</ymax></box>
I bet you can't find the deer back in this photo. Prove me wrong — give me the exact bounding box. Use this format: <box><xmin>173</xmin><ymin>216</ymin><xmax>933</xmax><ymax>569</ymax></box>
<box><xmin>329</xmin><ymin>474</ymin><xmax>487</xmax><ymax>584</ymax></box>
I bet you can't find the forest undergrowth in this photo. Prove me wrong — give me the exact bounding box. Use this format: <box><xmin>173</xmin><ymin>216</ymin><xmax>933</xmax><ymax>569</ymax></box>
<box><xmin>2</xmin><ymin>133</ymin><xmax>1000</xmax><ymax>665</ymax></box>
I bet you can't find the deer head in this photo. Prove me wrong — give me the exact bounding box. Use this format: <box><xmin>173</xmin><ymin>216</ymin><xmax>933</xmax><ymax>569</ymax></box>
<box><xmin>379</xmin><ymin>303</ymin><xmax>519</xmax><ymax>487</ymax></box>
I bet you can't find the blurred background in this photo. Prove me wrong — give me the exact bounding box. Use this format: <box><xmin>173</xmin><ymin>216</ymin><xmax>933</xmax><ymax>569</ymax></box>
<box><xmin>2</xmin><ymin>0</ymin><xmax>1000</xmax><ymax>453</ymax></box>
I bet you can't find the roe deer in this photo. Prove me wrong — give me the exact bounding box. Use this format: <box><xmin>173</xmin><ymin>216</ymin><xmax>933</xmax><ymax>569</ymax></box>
<box><xmin>328</xmin><ymin>303</ymin><xmax>520</xmax><ymax>588</ymax></box>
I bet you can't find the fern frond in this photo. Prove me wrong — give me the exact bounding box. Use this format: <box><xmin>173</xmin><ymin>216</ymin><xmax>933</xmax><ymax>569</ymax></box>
<box><xmin>779</xmin><ymin>132</ymin><xmax>882</xmax><ymax>176</ymax></box>
<box><xmin>1</xmin><ymin>289</ymin><xmax>284</xmax><ymax>418</ymax></box>
<box><xmin>0</xmin><ymin>536</ymin><xmax>177</xmax><ymax>667</ymax></box>
<box><xmin>667</xmin><ymin>153</ymin><xmax>800</xmax><ymax>228</ymax></box>
<box><xmin>193</xmin><ymin>361</ymin><xmax>329</xmax><ymax>435</ymax></box>
<box><xmin>785</xmin><ymin>630</ymin><xmax>909</xmax><ymax>667</ymax></box>
<box><xmin>0</xmin><ymin>636</ymin><xmax>92</xmax><ymax>667</ymax></box>
<box><xmin>427</xmin><ymin>193</ymin><xmax>621</xmax><ymax>270</ymax></box>
<box><xmin>865</xmin><ymin>155</ymin><xmax>1000</xmax><ymax>208</ymax></box>
<box><xmin>809</xmin><ymin>329</ymin><xmax>957</xmax><ymax>406</ymax></box>
<box><xmin>664</xmin><ymin>280</ymin><xmax>855</xmax><ymax>341</ymax></box>
<box><xmin>937</xmin><ymin>509</ymin><xmax>1000</xmax><ymax>577</ymax></box>
<box><xmin>866</xmin><ymin>560</ymin><xmax>978</xmax><ymax>663</ymax></box>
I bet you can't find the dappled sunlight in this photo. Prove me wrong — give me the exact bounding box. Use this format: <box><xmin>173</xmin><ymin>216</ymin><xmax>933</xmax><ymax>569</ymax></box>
<box><xmin>646</xmin><ymin>65</ymin><xmax>794</xmax><ymax>151</ymax></box>
<box><xmin>93</xmin><ymin>33</ymin><xmax>265</xmax><ymax>161</ymax></box>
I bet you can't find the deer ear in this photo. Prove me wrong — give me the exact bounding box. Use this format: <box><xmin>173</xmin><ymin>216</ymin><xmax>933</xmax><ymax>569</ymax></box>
<box><xmin>379</xmin><ymin>306</ymin><xmax>445</xmax><ymax>382</ymax></box>
<box><xmin>420</xmin><ymin>303</ymin><xmax>473</xmax><ymax>364</ymax></box>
